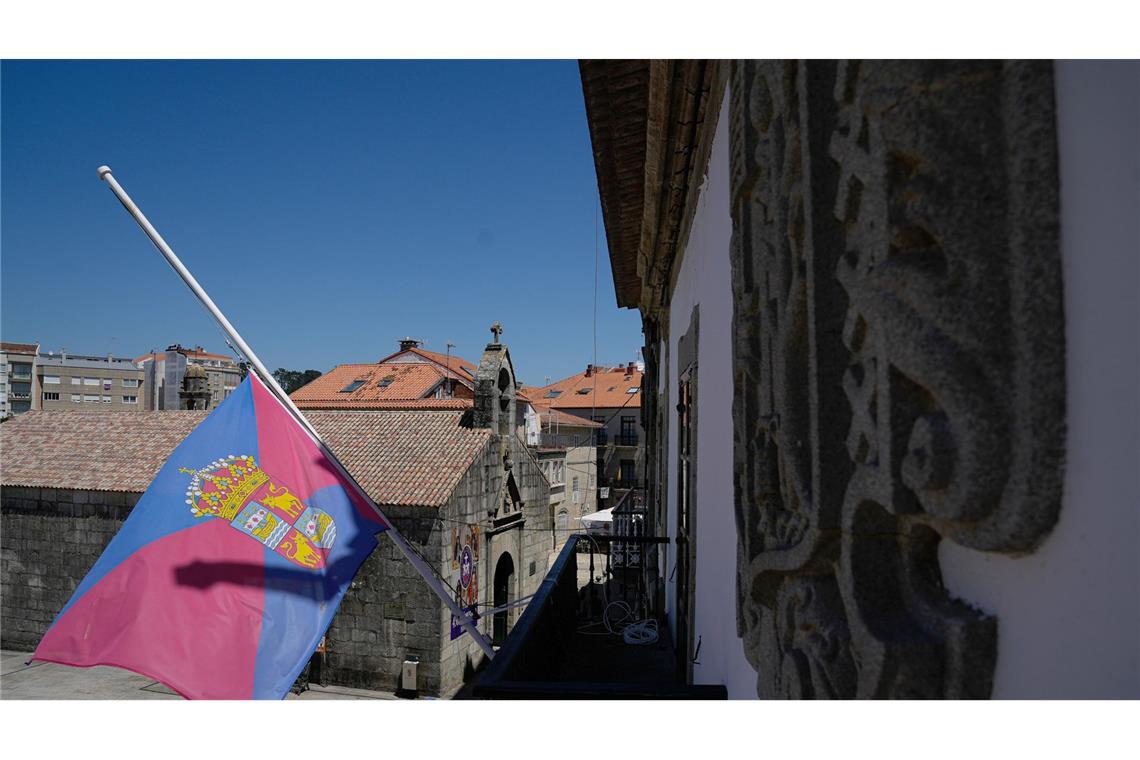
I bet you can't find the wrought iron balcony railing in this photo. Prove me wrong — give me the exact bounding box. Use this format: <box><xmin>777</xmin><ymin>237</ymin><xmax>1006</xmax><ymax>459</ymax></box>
<box><xmin>470</xmin><ymin>534</ymin><xmax>725</xmax><ymax>699</ymax></box>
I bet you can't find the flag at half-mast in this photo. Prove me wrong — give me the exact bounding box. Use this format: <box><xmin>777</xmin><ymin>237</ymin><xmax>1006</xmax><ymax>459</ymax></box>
<box><xmin>32</xmin><ymin>373</ymin><xmax>387</xmax><ymax>699</ymax></box>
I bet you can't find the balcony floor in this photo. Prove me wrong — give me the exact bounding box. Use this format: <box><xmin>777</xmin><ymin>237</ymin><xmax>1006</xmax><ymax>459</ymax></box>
<box><xmin>563</xmin><ymin>599</ymin><xmax>677</xmax><ymax>685</ymax></box>
<box><xmin>561</xmin><ymin>554</ymin><xmax>677</xmax><ymax>685</ymax></box>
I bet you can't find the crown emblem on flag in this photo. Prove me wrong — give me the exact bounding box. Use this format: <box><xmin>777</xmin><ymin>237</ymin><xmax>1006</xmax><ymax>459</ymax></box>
<box><xmin>180</xmin><ymin>455</ymin><xmax>337</xmax><ymax>570</ymax></box>
<box><xmin>181</xmin><ymin>455</ymin><xmax>268</xmax><ymax>520</ymax></box>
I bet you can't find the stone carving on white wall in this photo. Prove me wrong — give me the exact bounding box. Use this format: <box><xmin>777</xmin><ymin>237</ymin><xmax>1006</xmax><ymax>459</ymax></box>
<box><xmin>730</xmin><ymin>60</ymin><xmax>1065</xmax><ymax>698</ymax></box>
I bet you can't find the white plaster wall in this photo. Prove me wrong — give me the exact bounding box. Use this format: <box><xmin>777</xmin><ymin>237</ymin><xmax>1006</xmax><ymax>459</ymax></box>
<box><xmin>661</xmin><ymin>90</ymin><xmax>756</xmax><ymax>698</ymax></box>
<box><xmin>939</xmin><ymin>60</ymin><xmax>1140</xmax><ymax>698</ymax></box>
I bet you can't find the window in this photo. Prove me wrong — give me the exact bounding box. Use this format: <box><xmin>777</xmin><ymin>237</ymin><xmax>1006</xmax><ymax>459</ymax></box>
<box><xmin>102</xmin><ymin>395</ymin><xmax>112</xmax><ymax>403</ymax></box>
<box><xmin>122</xmin><ymin>378</ymin><xmax>139</xmax><ymax>388</ymax></box>
<box><xmin>572</xmin><ymin>476</ymin><xmax>580</xmax><ymax>503</ymax></box>
<box><xmin>122</xmin><ymin>395</ymin><xmax>138</xmax><ymax>404</ymax></box>
<box><xmin>103</xmin><ymin>378</ymin><xmax>113</xmax><ymax>391</ymax></box>
<box><xmin>340</xmin><ymin>380</ymin><xmax>365</xmax><ymax>393</ymax></box>
<box><xmin>71</xmin><ymin>377</ymin><xmax>82</xmax><ymax>385</ymax></box>
<box><xmin>551</xmin><ymin>460</ymin><xmax>564</xmax><ymax>485</ymax></box>
<box><xmin>576</xmin><ymin>388</ymin><xmax>591</xmax><ymax>395</ymax></box>
<box><xmin>84</xmin><ymin>394</ymin><xmax>99</xmax><ymax>403</ymax></box>
<box><xmin>43</xmin><ymin>375</ymin><xmax>61</xmax><ymax>385</ymax></box>
<box><xmin>70</xmin><ymin>394</ymin><xmax>82</xmax><ymax>403</ymax></box>
<box><xmin>84</xmin><ymin>377</ymin><xmax>99</xmax><ymax>386</ymax></box>
<box><xmin>42</xmin><ymin>391</ymin><xmax>60</xmax><ymax>401</ymax></box>
<box><xmin>620</xmin><ymin>416</ymin><xmax>637</xmax><ymax>446</ymax></box>
<box><xmin>627</xmin><ymin>387</ymin><xmax>639</xmax><ymax>394</ymax></box>
<box><xmin>544</xmin><ymin>390</ymin><xmax>562</xmax><ymax>398</ymax></box>
<box><xmin>377</xmin><ymin>376</ymin><xmax>394</xmax><ymax>388</ymax></box>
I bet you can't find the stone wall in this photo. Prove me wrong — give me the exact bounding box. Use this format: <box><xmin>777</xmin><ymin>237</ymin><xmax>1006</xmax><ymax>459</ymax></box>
<box><xmin>320</xmin><ymin>503</ymin><xmax>443</xmax><ymax>694</ymax></box>
<box><xmin>436</xmin><ymin>433</ymin><xmax>551</xmax><ymax>697</ymax></box>
<box><xmin>728</xmin><ymin>61</ymin><xmax>1065</xmax><ymax>698</ymax></box>
<box><xmin>1</xmin><ymin>487</ymin><xmax>138</xmax><ymax>651</ymax></box>
<box><xmin>0</xmin><ymin>485</ymin><xmax>448</xmax><ymax>694</ymax></box>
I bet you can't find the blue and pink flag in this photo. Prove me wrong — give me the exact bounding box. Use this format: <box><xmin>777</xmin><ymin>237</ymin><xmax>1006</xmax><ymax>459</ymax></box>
<box><xmin>32</xmin><ymin>374</ymin><xmax>387</xmax><ymax>699</ymax></box>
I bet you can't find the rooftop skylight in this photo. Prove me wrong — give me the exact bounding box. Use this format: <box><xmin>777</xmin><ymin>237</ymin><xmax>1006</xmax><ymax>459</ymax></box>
<box><xmin>340</xmin><ymin>380</ymin><xmax>366</xmax><ymax>393</ymax></box>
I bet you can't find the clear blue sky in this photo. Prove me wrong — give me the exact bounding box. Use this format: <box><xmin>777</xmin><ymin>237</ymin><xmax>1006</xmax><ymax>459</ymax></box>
<box><xmin>1</xmin><ymin>60</ymin><xmax>642</xmax><ymax>385</ymax></box>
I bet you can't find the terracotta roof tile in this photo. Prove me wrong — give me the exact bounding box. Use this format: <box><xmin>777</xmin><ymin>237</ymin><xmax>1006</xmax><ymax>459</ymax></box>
<box><xmin>295</xmin><ymin>398</ymin><xmax>473</xmax><ymax>411</ymax></box>
<box><xmin>529</xmin><ymin>403</ymin><xmax>603</xmax><ymax>428</ymax></box>
<box><xmin>0</xmin><ymin>411</ymin><xmax>206</xmax><ymax>493</ymax></box>
<box><xmin>529</xmin><ymin>365</ymin><xmax>643</xmax><ymax>409</ymax></box>
<box><xmin>292</xmin><ymin>363</ymin><xmax>449</xmax><ymax>404</ymax></box>
<box><xmin>290</xmin><ymin>348</ymin><xmax>479</xmax><ymax>411</ymax></box>
<box><xmin>1</xmin><ymin>409</ymin><xmax>491</xmax><ymax>509</ymax></box>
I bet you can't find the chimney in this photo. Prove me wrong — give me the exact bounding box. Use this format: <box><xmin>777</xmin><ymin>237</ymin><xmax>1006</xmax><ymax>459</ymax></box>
<box><xmin>399</xmin><ymin>337</ymin><xmax>423</xmax><ymax>352</ymax></box>
<box><xmin>585</xmin><ymin>364</ymin><xmax>593</xmax><ymax>378</ymax></box>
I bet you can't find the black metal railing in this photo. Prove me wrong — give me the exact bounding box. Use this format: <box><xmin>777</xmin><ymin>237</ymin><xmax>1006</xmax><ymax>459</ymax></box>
<box><xmin>614</xmin><ymin>433</ymin><xmax>639</xmax><ymax>447</ymax></box>
<box><xmin>472</xmin><ymin>534</ymin><xmax>725</xmax><ymax>699</ymax></box>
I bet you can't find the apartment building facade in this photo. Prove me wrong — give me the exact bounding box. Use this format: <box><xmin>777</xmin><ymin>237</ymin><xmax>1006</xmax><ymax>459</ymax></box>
<box><xmin>531</xmin><ymin>405</ymin><xmax>599</xmax><ymax>548</ymax></box>
<box><xmin>0</xmin><ymin>342</ymin><xmax>39</xmax><ymax>418</ymax></box>
<box><xmin>136</xmin><ymin>344</ymin><xmax>243</xmax><ymax>411</ymax></box>
<box><xmin>36</xmin><ymin>352</ymin><xmax>146</xmax><ymax>411</ymax></box>
<box><xmin>526</xmin><ymin>362</ymin><xmax>645</xmax><ymax>498</ymax></box>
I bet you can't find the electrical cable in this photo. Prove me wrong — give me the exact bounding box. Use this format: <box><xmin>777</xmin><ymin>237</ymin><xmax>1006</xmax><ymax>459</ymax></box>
<box><xmin>574</xmin><ymin>533</ymin><xmax>659</xmax><ymax>646</ymax></box>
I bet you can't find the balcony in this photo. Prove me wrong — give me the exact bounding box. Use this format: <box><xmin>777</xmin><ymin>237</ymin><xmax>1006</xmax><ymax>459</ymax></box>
<box><xmin>471</xmin><ymin>534</ymin><xmax>725</xmax><ymax>699</ymax></box>
<box><xmin>614</xmin><ymin>433</ymin><xmax>639</xmax><ymax>447</ymax></box>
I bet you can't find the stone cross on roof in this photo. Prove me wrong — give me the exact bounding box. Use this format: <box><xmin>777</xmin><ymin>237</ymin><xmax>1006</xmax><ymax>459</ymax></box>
<box><xmin>490</xmin><ymin>321</ymin><xmax>503</xmax><ymax>344</ymax></box>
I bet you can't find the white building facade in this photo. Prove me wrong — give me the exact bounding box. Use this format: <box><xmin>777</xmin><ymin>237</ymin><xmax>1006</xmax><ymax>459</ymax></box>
<box><xmin>581</xmin><ymin>59</ymin><xmax>1138</xmax><ymax>698</ymax></box>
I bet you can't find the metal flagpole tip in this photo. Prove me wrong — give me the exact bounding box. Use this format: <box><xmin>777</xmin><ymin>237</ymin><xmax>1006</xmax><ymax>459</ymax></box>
<box><xmin>97</xmin><ymin>165</ymin><xmax>113</xmax><ymax>180</ymax></box>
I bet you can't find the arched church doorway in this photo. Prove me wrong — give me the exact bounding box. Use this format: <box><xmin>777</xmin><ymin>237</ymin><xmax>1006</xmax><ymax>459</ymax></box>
<box><xmin>492</xmin><ymin>552</ymin><xmax>515</xmax><ymax>647</ymax></box>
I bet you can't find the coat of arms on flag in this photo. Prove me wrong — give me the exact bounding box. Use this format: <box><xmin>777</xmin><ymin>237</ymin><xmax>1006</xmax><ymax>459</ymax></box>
<box><xmin>180</xmin><ymin>455</ymin><xmax>337</xmax><ymax>569</ymax></box>
<box><xmin>31</xmin><ymin>374</ymin><xmax>387</xmax><ymax>699</ymax></box>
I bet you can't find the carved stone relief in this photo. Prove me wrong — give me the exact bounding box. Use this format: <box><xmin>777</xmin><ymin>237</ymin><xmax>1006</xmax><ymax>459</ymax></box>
<box><xmin>730</xmin><ymin>60</ymin><xmax>1065</xmax><ymax>698</ymax></box>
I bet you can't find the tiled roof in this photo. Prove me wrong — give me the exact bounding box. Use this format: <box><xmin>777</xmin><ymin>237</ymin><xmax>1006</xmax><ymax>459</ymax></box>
<box><xmin>0</xmin><ymin>409</ymin><xmax>491</xmax><ymax>508</ymax></box>
<box><xmin>529</xmin><ymin>365</ymin><xmax>643</xmax><ymax>409</ymax></box>
<box><xmin>531</xmin><ymin>404</ymin><xmax>603</xmax><ymax>429</ymax></box>
<box><xmin>291</xmin><ymin>347</ymin><xmax>480</xmax><ymax>411</ymax></box>
<box><xmin>312</xmin><ymin>411</ymin><xmax>490</xmax><ymax>507</ymax></box>
<box><xmin>294</xmin><ymin>398</ymin><xmax>473</xmax><ymax>411</ymax></box>
<box><xmin>291</xmin><ymin>362</ymin><xmax>469</xmax><ymax>408</ymax></box>
<box><xmin>0</xmin><ymin>411</ymin><xmax>207</xmax><ymax>492</ymax></box>
<box><xmin>403</xmin><ymin>347</ymin><xmax>478</xmax><ymax>379</ymax></box>
<box><xmin>1</xmin><ymin>342</ymin><xmax>39</xmax><ymax>355</ymax></box>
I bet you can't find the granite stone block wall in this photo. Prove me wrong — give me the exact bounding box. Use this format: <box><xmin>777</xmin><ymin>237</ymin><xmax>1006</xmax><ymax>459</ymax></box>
<box><xmin>321</xmin><ymin>503</ymin><xmax>443</xmax><ymax>693</ymax></box>
<box><xmin>1</xmin><ymin>487</ymin><xmax>139</xmax><ymax>651</ymax></box>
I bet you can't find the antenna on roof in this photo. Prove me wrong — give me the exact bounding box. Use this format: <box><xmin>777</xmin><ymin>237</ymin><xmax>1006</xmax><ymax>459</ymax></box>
<box><xmin>445</xmin><ymin>341</ymin><xmax>455</xmax><ymax>398</ymax></box>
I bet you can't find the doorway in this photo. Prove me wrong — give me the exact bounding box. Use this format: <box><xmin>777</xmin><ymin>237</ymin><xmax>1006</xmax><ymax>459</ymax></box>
<box><xmin>492</xmin><ymin>552</ymin><xmax>516</xmax><ymax>647</ymax></box>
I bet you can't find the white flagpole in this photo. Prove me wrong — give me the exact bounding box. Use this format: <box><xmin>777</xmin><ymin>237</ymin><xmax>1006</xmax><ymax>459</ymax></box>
<box><xmin>96</xmin><ymin>165</ymin><xmax>496</xmax><ymax>660</ymax></box>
